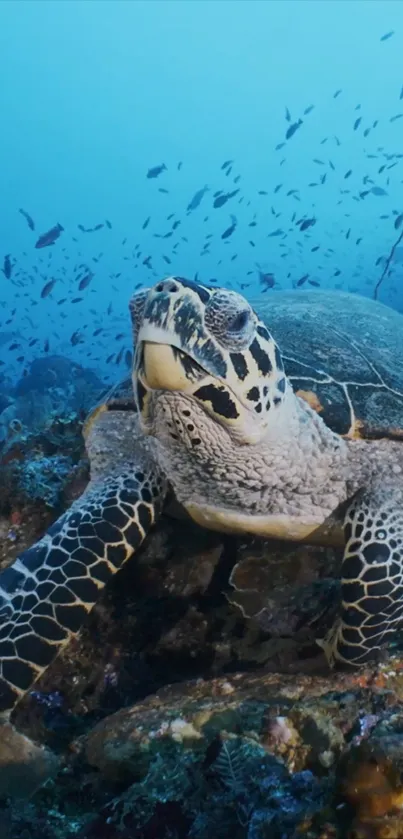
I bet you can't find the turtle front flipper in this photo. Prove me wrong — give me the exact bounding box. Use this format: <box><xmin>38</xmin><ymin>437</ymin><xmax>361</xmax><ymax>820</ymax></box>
<box><xmin>0</xmin><ymin>463</ymin><xmax>166</xmax><ymax>715</ymax></box>
<box><xmin>318</xmin><ymin>484</ymin><xmax>403</xmax><ymax>667</ymax></box>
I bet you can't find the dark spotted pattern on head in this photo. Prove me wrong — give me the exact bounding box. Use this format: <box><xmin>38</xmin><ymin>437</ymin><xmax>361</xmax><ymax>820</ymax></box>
<box><xmin>193</xmin><ymin>384</ymin><xmax>240</xmax><ymax>420</ymax></box>
<box><xmin>0</xmin><ymin>466</ymin><xmax>166</xmax><ymax>713</ymax></box>
<box><xmin>229</xmin><ymin>352</ymin><xmax>249</xmax><ymax>381</ymax></box>
<box><xmin>249</xmin><ymin>338</ymin><xmax>273</xmax><ymax>376</ymax></box>
<box><xmin>319</xmin><ymin>487</ymin><xmax>403</xmax><ymax>667</ymax></box>
<box><xmin>246</xmin><ymin>386</ymin><xmax>260</xmax><ymax>402</ymax></box>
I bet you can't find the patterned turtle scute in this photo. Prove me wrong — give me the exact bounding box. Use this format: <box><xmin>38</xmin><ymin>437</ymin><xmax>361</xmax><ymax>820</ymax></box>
<box><xmin>257</xmin><ymin>290</ymin><xmax>403</xmax><ymax>438</ymax></box>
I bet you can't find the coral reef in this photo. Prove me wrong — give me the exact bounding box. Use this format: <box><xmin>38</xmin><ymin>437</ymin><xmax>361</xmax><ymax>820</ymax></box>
<box><xmin>0</xmin><ymin>354</ymin><xmax>106</xmax><ymax>447</ymax></box>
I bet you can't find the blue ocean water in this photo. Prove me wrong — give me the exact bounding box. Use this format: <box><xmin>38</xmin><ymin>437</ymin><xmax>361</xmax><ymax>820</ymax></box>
<box><xmin>0</xmin><ymin>0</ymin><xmax>403</xmax><ymax>387</ymax></box>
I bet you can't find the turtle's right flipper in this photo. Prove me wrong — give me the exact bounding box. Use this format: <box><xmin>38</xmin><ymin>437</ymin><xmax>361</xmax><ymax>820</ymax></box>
<box><xmin>0</xmin><ymin>464</ymin><xmax>166</xmax><ymax>715</ymax></box>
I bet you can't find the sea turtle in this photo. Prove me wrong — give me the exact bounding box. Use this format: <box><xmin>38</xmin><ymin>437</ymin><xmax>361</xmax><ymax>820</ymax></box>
<box><xmin>2</xmin><ymin>276</ymin><xmax>403</xmax><ymax>721</ymax></box>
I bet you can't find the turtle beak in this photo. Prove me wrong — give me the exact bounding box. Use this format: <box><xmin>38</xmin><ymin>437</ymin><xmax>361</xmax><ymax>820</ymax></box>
<box><xmin>141</xmin><ymin>342</ymin><xmax>192</xmax><ymax>391</ymax></box>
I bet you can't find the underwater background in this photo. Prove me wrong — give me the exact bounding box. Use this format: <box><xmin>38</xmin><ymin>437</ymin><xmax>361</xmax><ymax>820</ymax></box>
<box><xmin>1</xmin><ymin>0</ymin><xmax>403</xmax><ymax>395</ymax></box>
<box><xmin>4</xmin><ymin>3</ymin><xmax>403</xmax><ymax>838</ymax></box>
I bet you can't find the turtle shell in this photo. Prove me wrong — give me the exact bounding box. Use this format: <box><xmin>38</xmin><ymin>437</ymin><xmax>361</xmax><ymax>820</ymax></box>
<box><xmin>254</xmin><ymin>290</ymin><xmax>403</xmax><ymax>439</ymax></box>
<box><xmin>83</xmin><ymin>376</ymin><xmax>135</xmax><ymax>440</ymax></box>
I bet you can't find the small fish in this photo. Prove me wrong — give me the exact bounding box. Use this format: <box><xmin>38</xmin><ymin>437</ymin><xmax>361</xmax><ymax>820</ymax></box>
<box><xmin>213</xmin><ymin>189</ymin><xmax>239</xmax><ymax>209</ymax></box>
<box><xmin>390</xmin><ymin>114</ymin><xmax>403</xmax><ymax>122</ymax></box>
<box><xmin>70</xmin><ymin>329</ymin><xmax>83</xmax><ymax>346</ymax></box>
<box><xmin>297</xmin><ymin>274</ymin><xmax>309</xmax><ymax>287</ymax></box>
<box><xmin>353</xmin><ymin>117</ymin><xmax>362</xmax><ymax>130</ymax></box>
<box><xmin>344</xmin><ymin>169</ymin><xmax>352</xmax><ymax>179</ymax></box>
<box><xmin>35</xmin><ymin>223</ymin><xmax>64</xmax><ymax>248</ymax></box>
<box><xmin>221</xmin><ymin>159</ymin><xmax>233</xmax><ymax>170</ymax></box>
<box><xmin>40</xmin><ymin>278</ymin><xmax>57</xmax><ymax>298</ymax></box>
<box><xmin>115</xmin><ymin>347</ymin><xmax>125</xmax><ymax>365</ymax></box>
<box><xmin>304</xmin><ymin>105</ymin><xmax>315</xmax><ymax>115</ymax></box>
<box><xmin>371</xmin><ymin>186</ymin><xmax>388</xmax><ymax>196</ymax></box>
<box><xmin>268</xmin><ymin>228</ymin><xmax>284</xmax><ymax>237</ymax></box>
<box><xmin>19</xmin><ymin>208</ymin><xmax>35</xmax><ymax>230</ymax></box>
<box><xmin>259</xmin><ymin>271</ymin><xmax>275</xmax><ymax>291</ymax></box>
<box><xmin>147</xmin><ymin>163</ymin><xmax>167</xmax><ymax>179</ymax></box>
<box><xmin>221</xmin><ymin>215</ymin><xmax>237</xmax><ymax>240</ymax></box>
<box><xmin>285</xmin><ymin>106</ymin><xmax>291</xmax><ymax>122</ymax></box>
<box><xmin>299</xmin><ymin>218</ymin><xmax>316</xmax><ymax>232</ymax></box>
<box><xmin>187</xmin><ymin>185</ymin><xmax>208</xmax><ymax>212</ymax></box>
<box><xmin>286</xmin><ymin>119</ymin><xmax>302</xmax><ymax>140</ymax></box>
<box><xmin>142</xmin><ymin>216</ymin><xmax>150</xmax><ymax>230</ymax></box>
<box><xmin>125</xmin><ymin>349</ymin><xmax>133</xmax><ymax>368</ymax></box>
<box><xmin>308</xmin><ymin>280</ymin><xmax>320</xmax><ymax>287</ymax></box>
<box><xmin>105</xmin><ymin>219</ymin><xmax>112</xmax><ymax>229</ymax></box>
<box><xmin>380</xmin><ymin>30</ymin><xmax>394</xmax><ymax>41</ymax></box>
<box><xmin>78</xmin><ymin>272</ymin><xmax>93</xmax><ymax>290</ymax></box>
<box><xmin>333</xmin><ymin>89</ymin><xmax>342</xmax><ymax>98</ymax></box>
<box><xmin>400</xmin><ymin>86</ymin><xmax>403</xmax><ymax>101</ymax></box>
<box><xmin>395</xmin><ymin>214</ymin><xmax>403</xmax><ymax>230</ymax></box>
<box><xmin>2</xmin><ymin>254</ymin><xmax>12</xmax><ymax>279</ymax></box>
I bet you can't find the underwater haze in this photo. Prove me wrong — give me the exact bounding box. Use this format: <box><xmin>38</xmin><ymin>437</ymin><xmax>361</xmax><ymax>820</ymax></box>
<box><xmin>1</xmin><ymin>0</ymin><xmax>403</xmax><ymax>388</ymax></box>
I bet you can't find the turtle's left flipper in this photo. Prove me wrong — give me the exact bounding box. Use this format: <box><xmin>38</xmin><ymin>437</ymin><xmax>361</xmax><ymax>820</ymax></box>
<box><xmin>0</xmin><ymin>462</ymin><xmax>166</xmax><ymax>717</ymax></box>
<box><xmin>318</xmin><ymin>484</ymin><xmax>403</xmax><ymax>666</ymax></box>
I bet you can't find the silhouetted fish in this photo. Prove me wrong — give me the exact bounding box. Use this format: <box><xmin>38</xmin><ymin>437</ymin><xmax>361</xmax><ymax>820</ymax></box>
<box><xmin>286</xmin><ymin>119</ymin><xmax>302</xmax><ymax>139</ymax></box>
<box><xmin>299</xmin><ymin>218</ymin><xmax>316</xmax><ymax>231</ymax></box>
<box><xmin>78</xmin><ymin>272</ymin><xmax>93</xmax><ymax>290</ymax></box>
<box><xmin>35</xmin><ymin>223</ymin><xmax>64</xmax><ymax>248</ymax></box>
<box><xmin>40</xmin><ymin>278</ymin><xmax>57</xmax><ymax>298</ymax></box>
<box><xmin>259</xmin><ymin>271</ymin><xmax>276</xmax><ymax>291</ymax></box>
<box><xmin>2</xmin><ymin>254</ymin><xmax>12</xmax><ymax>279</ymax></box>
<box><xmin>187</xmin><ymin>185</ymin><xmax>208</xmax><ymax>212</ymax></box>
<box><xmin>147</xmin><ymin>163</ymin><xmax>167</xmax><ymax>178</ymax></box>
<box><xmin>221</xmin><ymin>215</ymin><xmax>237</xmax><ymax>239</ymax></box>
<box><xmin>19</xmin><ymin>208</ymin><xmax>35</xmax><ymax>230</ymax></box>
<box><xmin>213</xmin><ymin>189</ymin><xmax>239</xmax><ymax>209</ymax></box>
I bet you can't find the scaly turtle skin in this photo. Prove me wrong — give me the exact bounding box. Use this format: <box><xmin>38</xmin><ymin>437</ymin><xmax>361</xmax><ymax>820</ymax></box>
<box><xmin>1</xmin><ymin>277</ymin><xmax>403</xmax><ymax>718</ymax></box>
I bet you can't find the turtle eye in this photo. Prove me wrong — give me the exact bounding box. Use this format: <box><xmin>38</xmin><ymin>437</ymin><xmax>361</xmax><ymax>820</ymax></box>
<box><xmin>228</xmin><ymin>310</ymin><xmax>250</xmax><ymax>332</ymax></box>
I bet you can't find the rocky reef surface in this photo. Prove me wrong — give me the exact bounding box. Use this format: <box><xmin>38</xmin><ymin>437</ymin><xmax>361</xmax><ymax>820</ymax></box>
<box><xmin>1</xmin><ymin>363</ymin><xmax>403</xmax><ymax>837</ymax></box>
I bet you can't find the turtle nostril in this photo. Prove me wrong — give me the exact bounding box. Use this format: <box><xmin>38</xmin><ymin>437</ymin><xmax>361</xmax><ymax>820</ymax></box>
<box><xmin>155</xmin><ymin>279</ymin><xmax>178</xmax><ymax>294</ymax></box>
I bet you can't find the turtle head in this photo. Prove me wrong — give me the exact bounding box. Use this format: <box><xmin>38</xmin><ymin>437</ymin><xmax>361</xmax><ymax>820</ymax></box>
<box><xmin>130</xmin><ymin>277</ymin><xmax>289</xmax><ymax>445</ymax></box>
